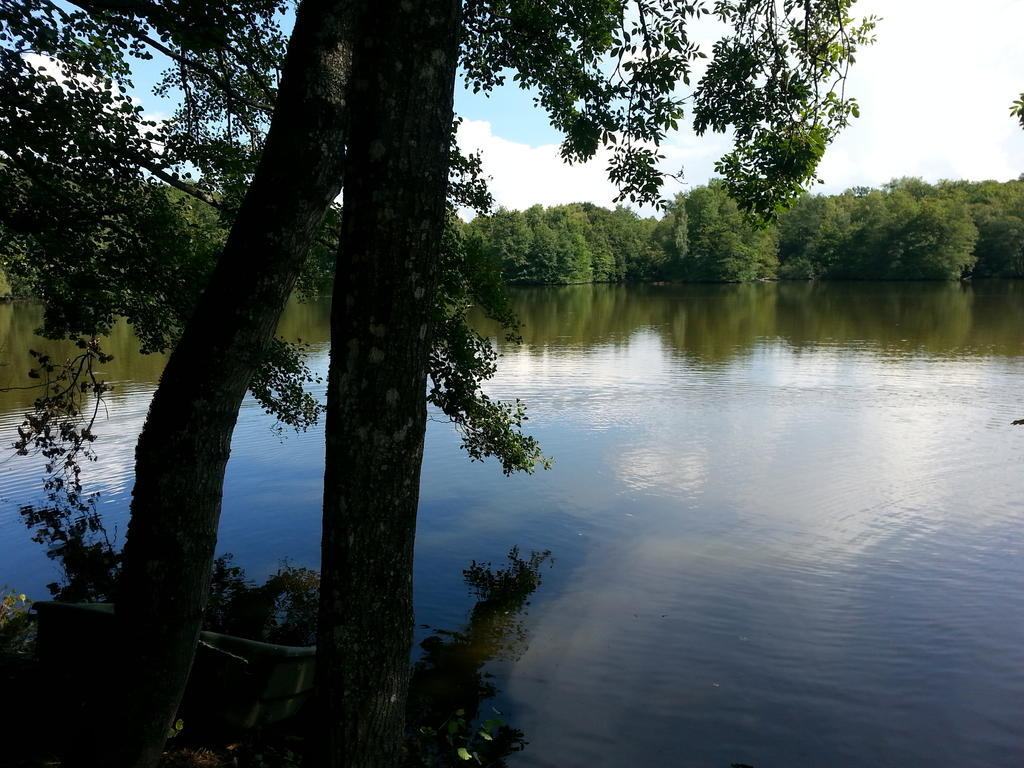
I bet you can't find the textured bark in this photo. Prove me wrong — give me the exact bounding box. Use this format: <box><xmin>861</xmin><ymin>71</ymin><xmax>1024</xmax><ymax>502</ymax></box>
<box><xmin>316</xmin><ymin>1</ymin><xmax>461</xmax><ymax>766</ymax></box>
<box><xmin>78</xmin><ymin>2</ymin><xmax>363</xmax><ymax>765</ymax></box>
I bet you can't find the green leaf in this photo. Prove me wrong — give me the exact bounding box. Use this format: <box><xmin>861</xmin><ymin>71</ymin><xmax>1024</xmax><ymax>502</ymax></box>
<box><xmin>457</xmin><ymin>747</ymin><xmax>472</xmax><ymax>761</ymax></box>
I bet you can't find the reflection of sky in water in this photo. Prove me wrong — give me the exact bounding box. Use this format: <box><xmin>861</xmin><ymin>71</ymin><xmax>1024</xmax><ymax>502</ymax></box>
<box><xmin>2</xmin><ymin>286</ymin><xmax>1024</xmax><ymax>767</ymax></box>
<box><xmin>452</xmin><ymin>319</ymin><xmax>1024</xmax><ymax>767</ymax></box>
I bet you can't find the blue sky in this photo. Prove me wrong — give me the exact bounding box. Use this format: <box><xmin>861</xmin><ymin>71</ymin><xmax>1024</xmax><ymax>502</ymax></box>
<box><xmin>457</xmin><ymin>81</ymin><xmax>558</xmax><ymax>148</ymax></box>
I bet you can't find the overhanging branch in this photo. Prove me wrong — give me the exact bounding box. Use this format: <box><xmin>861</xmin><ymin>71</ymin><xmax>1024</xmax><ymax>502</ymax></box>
<box><xmin>130</xmin><ymin>154</ymin><xmax>228</xmax><ymax>212</ymax></box>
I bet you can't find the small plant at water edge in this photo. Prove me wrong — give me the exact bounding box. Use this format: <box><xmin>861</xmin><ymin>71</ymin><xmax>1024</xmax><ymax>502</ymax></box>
<box><xmin>0</xmin><ymin>588</ymin><xmax>33</xmax><ymax>653</ymax></box>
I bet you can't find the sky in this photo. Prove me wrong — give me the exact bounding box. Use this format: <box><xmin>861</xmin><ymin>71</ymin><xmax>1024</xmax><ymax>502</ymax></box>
<box><xmin>453</xmin><ymin>0</ymin><xmax>1024</xmax><ymax>213</ymax></box>
<box><xmin>46</xmin><ymin>0</ymin><xmax>1024</xmax><ymax>216</ymax></box>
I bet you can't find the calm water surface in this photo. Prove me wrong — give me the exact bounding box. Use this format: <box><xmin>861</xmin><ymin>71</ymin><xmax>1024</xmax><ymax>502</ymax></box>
<box><xmin>2</xmin><ymin>281</ymin><xmax>1023</xmax><ymax>767</ymax></box>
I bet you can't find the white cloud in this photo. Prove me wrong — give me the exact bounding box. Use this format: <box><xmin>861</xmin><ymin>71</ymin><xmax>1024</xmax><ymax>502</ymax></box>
<box><xmin>456</xmin><ymin>119</ymin><xmax>624</xmax><ymax>213</ymax></box>
<box><xmin>456</xmin><ymin>118</ymin><xmax>727</xmax><ymax>216</ymax></box>
<box><xmin>23</xmin><ymin>53</ymin><xmax>167</xmax><ymax>129</ymax></box>
<box><xmin>24</xmin><ymin>53</ymin><xmax>88</xmax><ymax>89</ymax></box>
<box><xmin>460</xmin><ymin>0</ymin><xmax>1024</xmax><ymax>211</ymax></box>
<box><xmin>22</xmin><ymin>52</ymin><xmax>170</xmax><ymax>171</ymax></box>
<box><xmin>815</xmin><ymin>0</ymin><xmax>1024</xmax><ymax>191</ymax></box>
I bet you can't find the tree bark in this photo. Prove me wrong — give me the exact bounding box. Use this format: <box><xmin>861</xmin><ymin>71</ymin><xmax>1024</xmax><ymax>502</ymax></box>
<box><xmin>81</xmin><ymin>2</ymin><xmax>363</xmax><ymax>765</ymax></box>
<box><xmin>316</xmin><ymin>1</ymin><xmax>461</xmax><ymax>766</ymax></box>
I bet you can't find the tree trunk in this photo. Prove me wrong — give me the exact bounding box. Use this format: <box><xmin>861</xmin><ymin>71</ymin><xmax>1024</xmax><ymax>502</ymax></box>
<box><xmin>81</xmin><ymin>2</ymin><xmax>363</xmax><ymax>765</ymax></box>
<box><xmin>316</xmin><ymin>1</ymin><xmax>460</xmax><ymax>766</ymax></box>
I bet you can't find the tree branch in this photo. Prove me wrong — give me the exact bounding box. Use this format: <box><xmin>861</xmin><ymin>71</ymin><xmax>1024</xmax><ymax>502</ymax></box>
<box><xmin>62</xmin><ymin>0</ymin><xmax>275</xmax><ymax>115</ymax></box>
<box><xmin>67</xmin><ymin>0</ymin><xmax>162</xmax><ymax>13</ymax></box>
<box><xmin>136</xmin><ymin>32</ymin><xmax>274</xmax><ymax>114</ymax></box>
<box><xmin>129</xmin><ymin>154</ymin><xmax>228</xmax><ymax>212</ymax></box>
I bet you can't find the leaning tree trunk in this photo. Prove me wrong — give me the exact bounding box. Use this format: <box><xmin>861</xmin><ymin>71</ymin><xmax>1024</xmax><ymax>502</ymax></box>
<box><xmin>316</xmin><ymin>1</ymin><xmax>461</xmax><ymax>766</ymax></box>
<box><xmin>83</xmin><ymin>2</ymin><xmax>364</xmax><ymax>765</ymax></box>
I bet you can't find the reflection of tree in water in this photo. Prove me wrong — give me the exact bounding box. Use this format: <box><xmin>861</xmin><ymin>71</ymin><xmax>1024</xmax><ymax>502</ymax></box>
<box><xmin>405</xmin><ymin>547</ymin><xmax>553</xmax><ymax>767</ymax></box>
<box><xmin>21</xmin><ymin>500</ymin><xmax>551</xmax><ymax>764</ymax></box>
<box><xmin>20</xmin><ymin>495</ymin><xmax>122</xmax><ymax>603</ymax></box>
<box><xmin>20</xmin><ymin>496</ymin><xmax>319</xmax><ymax>645</ymax></box>
<box><xmin>203</xmin><ymin>553</ymin><xmax>319</xmax><ymax>646</ymax></box>
<box><xmin>480</xmin><ymin>282</ymin><xmax>1024</xmax><ymax>363</ymax></box>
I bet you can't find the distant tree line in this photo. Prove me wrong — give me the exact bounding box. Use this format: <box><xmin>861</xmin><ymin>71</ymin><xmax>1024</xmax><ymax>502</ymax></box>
<box><xmin>3</xmin><ymin>177</ymin><xmax>1021</xmax><ymax>298</ymax></box>
<box><xmin>461</xmin><ymin>177</ymin><xmax>1024</xmax><ymax>283</ymax></box>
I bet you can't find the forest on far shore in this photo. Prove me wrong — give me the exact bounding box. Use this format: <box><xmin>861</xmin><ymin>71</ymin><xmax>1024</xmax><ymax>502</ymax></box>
<box><xmin>460</xmin><ymin>176</ymin><xmax>1024</xmax><ymax>284</ymax></box>
<box><xmin>3</xmin><ymin>177</ymin><xmax>1023</xmax><ymax>303</ymax></box>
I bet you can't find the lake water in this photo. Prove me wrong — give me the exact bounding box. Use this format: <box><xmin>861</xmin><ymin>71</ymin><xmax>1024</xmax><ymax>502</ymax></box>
<box><xmin>2</xmin><ymin>281</ymin><xmax>1023</xmax><ymax>767</ymax></box>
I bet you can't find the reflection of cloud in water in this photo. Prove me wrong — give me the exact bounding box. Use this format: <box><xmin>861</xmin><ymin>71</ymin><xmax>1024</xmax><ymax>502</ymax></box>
<box><xmin>0</xmin><ymin>382</ymin><xmax>154</xmax><ymax>512</ymax></box>
<box><xmin>615</xmin><ymin>444</ymin><xmax>708</xmax><ymax>496</ymax></box>
<box><xmin>484</xmin><ymin>328</ymin><xmax>1022</xmax><ymax>571</ymax></box>
<box><xmin>78</xmin><ymin>384</ymin><xmax>156</xmax><ymax>497</ymax></box>
<box><xmin>503</xmin><ymin>533</ymin><xmax>743</xmax><ymax>767</ymax></box>
<box><xmin>502</xmin><ymin>486</ymin><xmax>1024</xmax><ymax>766</ymax></box>
<box><xmin>486</xmin><ymin>331</ymin><xmax>690</xmax><ymax>431</ymax></box>
<box><xmin>491</xmin><ymin>333</ymin><xmax>1024</xmax><ymax>765</ymax></box>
